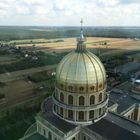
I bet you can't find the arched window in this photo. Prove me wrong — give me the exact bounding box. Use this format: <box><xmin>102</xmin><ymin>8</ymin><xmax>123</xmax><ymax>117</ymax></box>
<box><xmin>84</xmin><ymin>136</ymin><xmax>86</xmax><ymax>140</ymax></box>
<box><xmin>54</xmin><ymin>105</ymin><xmax>56</xmax><ymax>112</ymax></box>
<box><xmin>60</xmin><ymin>92</ymin><xmax>64</xmax><ymax>102</ymax></box>
<box><xmin>43</xmin><ymin>129</ymin><xmax>46</xmax><ymax>136</ymax></box>
<box><xmin>60</xmin><ymin>107</ymin><xmax>63</xmax><ymax>116</ymax></box>
<box><xmin>48</xmin><ymin>132</ymin><xmax>52</xmax><ymax>140</ymax></box>
<box><xmin>60</xmin><ymin>84</ymin><xmax>64</xmax><ymax>88</ymax></box>
<box><xmin>54</xmin><ymin>92</ymin><xmax>56</xmax><ymax>98</ymax></box>
<box><xmin>68</xmin><ymin>86</ymin><xmax>73</xmax><ymax>91</ymax></box>
<box><xmin>99</xmin><ymin>108</ymin><xmax>102</xmax><ymax>115</ymax></box>
<box><xmin>79</xmin><ymin>87</ymin><xmax>84</xmax><ymax>92</ymax></box>
<box><xmin>55</xmin><ymin>89</ymin><xmax>59</xmax><ymax>98</ymax></box>
<box><xmin>68</xmin><ymin>95</ymin><xmax>73</xmax><ymax>105</ymax></box>
<box><xmin>68</xmin><ymin>110</ymin><xmax>73</xmax><ymax>119</ymax></box>
<box><xmin>79</xmin><ymin>96</ymin><xmax>84</xmax><ymax>106</ymax></box>
<box><xmin>131</xmin><ymin>112</ymin><xmax>134</xmax><ymax>119</ymax></box>
<box><xmin>90</xmin><ymin>86</ymin><xmax>95</xmax><ymax>90</ymax></box>
<box><xmin>72</xmin><ymin>137</ymin><xmax>75</xmax><ymax>140</ymax></box>
<box><xmin>99</xmin><ymin>83</ymin><xmax>102</xmax><ymax>89</ymax></box>
<box><xmin>89</xmin><ymin>110</ymin><xmax>94</xmax><ymax>119</ymax></box>
<box><xmin>103</xmin><ymin>107</ymin><xmax>106</xmax><ymax>114</ymax></box>
<box><xmin>90</xmin><ymin>95</ymin><xmax>95</xmax><ymax>105</ymax></box>
<box><xmin>99</xmin><ymin>93</ymin><xmax>102</xmax><ymax>102</ymax></box>
<box><xmin>79</xmin><ymin>111</ymin><xmax>84</xmax><ymax>120</ymax></box>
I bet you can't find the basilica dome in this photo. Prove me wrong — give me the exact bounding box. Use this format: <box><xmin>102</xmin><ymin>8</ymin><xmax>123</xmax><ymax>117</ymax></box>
<box><xmin>56</xmin><ymin>50</ymin><xmax>106</xmax><ymax>93</ymax></box>
<box><xmin>53</xmin><ymin>20</ymin><xmax>108</xmax><ymax>125</ymax></box>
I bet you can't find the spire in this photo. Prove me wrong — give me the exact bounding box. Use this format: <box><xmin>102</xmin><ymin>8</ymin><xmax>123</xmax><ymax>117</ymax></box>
<box><xmin>76</xmin><ymin>19</ymin><xmax>86</xmax><ymax>52</ymax></box>
<box><xmin>80</xmin><ymin>18</ymin><xmax>83</xmax><ymax>36</ymax></box>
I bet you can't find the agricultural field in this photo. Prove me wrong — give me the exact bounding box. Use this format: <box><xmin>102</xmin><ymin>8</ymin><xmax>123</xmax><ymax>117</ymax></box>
<box><xmin>0</xmin><ymin>26</ymin><xmax>140</xmax><ymax>140</ymax></box>
<box><xmin>0</xmin><ymin>55</ymin><xmax>18</xmax><ymax>64</ymax></box>
<box><xmin>0</xmin><ymin>26</ymin><xmax>140</xmax><ymax>41</ymax></box>
<box><xmin>0</xmin><ymin>37</ymin><xmax>139</xmax><ymax>75</ymax></box>
<box><xmin>0</xmin><ymin>95</ymin><xmax>45</xmax><ymax>140</ymax></box>
<box><xmin>0</xmin><ymin>36</ymin><xmax>139</xmax><ymax>111</ymax></box>
<box><xmin>11</xmin><ymin>37</ymin><xmax>140</xmax><ymax>54</ymax></box>
<box><xmin>0</xmin><ymin>64</ymin><xmax>56</xmax><ymax>110</ymax></box>
<box><xmin>0</xmin><ymin>64</ymin><xmax>57</xmax><ymax>83</ymax></box>
<box><xmin>0</xmin><ymin>73</ymin><xmax>54</xmax><ymax>139</ymax></box>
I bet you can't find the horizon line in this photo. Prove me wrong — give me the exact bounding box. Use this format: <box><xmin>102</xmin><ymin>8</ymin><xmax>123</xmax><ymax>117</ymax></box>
<box><xmin>0</xmin><ymin>25</ymin><xmax>140</xmax><ymax>27</ymax></box>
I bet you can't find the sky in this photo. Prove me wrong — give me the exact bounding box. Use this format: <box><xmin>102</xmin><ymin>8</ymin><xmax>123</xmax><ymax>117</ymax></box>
<box><xmin>0</xmin><ymin>0</ymin><xmax>140</xmax><ymax>26</ymax></box>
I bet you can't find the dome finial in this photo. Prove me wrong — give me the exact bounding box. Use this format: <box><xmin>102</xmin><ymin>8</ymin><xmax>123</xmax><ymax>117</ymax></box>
<box><xmin>80</xmin><ymin>18</ymin><xmax>84</xmax><ymax>39</ymax></box>
<box><xmin>80</xmin><ymin>18</ymin><xmax>83</xmax><ymax>31</ymax></box>
<box><xmin>76</xmin><ymin>19</ymin><xmax>86</xmax><ymax>52</ymax></box>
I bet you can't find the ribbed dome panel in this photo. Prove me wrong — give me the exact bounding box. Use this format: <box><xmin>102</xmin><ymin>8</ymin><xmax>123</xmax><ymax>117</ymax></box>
<box><xmin>56</xmin><ymin>50</ymin><xmax>106</xmax><ymax>93</ymax></box>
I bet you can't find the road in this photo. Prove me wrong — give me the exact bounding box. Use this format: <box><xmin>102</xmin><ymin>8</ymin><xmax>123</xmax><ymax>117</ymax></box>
<box><xmin>0</xmin><ymin>64</ymin><xmax>57</xmax><ymax>82</ymax></box>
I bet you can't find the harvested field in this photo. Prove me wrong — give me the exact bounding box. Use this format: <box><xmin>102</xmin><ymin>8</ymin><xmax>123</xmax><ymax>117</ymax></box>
<box><xmin>14</xmin><ymin>37</ymin><xmax>140</xmax><ymax>54</ymax></box>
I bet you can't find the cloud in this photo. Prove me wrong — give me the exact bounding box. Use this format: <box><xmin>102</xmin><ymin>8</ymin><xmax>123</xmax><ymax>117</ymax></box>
<box><xmin>35</xmin><ymin>6</ymin><xmax>50</xmax><ymax>15</ymax></box>
<box><xmin>96</xmin><ymin>0</ymin><xmax>119</xmax><ymax>7</ymax></box>
<box><xmin>16</xmin><ymin>5</ymin><xmax>30</xmax><ymax>15</ymax></box>
<box><xmin>0</xmin><ymin>0</ymin><xmax>140</xmax><ymax>26</ymax></box>
<box><xmin>22</xmin><ymin>0</ymin><xmax>46</xmax><ymax>5</ymax></box>
<box><xmin>119</xmin><ymin>0</ymin><xmax>139</xmax><ymax>4</ymax></box>
<box><xmin>0</xmin><ymin>9</ymin><xmax>7</xmax><ymax>17</ymax></box>
<box><xmin>0</xmin><ymin>2</ymin><xmax>9</xmax><ymax>9</ymax></box>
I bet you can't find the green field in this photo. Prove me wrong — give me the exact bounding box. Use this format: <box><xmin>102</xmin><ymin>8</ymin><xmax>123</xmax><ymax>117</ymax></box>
<box><xmin>0</xmin><ymin>51</ymin><xmax>67</xmax><ymax>74</ymax></box>
<box><xmin>0</xmin><ymin>96</ymin><xmax>46</xmax><ymax>140</ymax></box>
<box><xmin>0</xmin><ymin>55</ymin><xmax>18</xmax><ymax>64</ymax></box>
<box><xmin>0</xmin><ymin>26</ymin><xmax>140</xmax><ymax>41</ymax></box>
<box><xmin>0</xmin><ymin>26</ymin><xmax>140</xmax><ymax>140</ymax></box>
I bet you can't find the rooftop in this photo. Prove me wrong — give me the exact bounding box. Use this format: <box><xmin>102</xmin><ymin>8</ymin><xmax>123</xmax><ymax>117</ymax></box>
<box><xmin>109</xmin><ymin>90</ymin><xmax>140</xmax><ymax>113</ymax></box>
<box><xmin>40</xmin><ymin>97</ymin><xmax>77</xmax><ymax>134</ymax></box>
<box><xmin>115</xmin><ymin>62</ymin><xmax>140</xmax><ymax>74</ymax></box>
<box><xmin>87</xmin><ymin>112</ymin><xmax>140</xmax><ymax>140</ymax></box>
<box><xmin>23</xmin><ymin>133</ymin><xmax>47</xmax><ymax>140</ymax></box>
<box><xmin>23</xmin><ymin>97</ymin><xmax>140</xmax><ymax>140</ymax></box>
<box><xmin>41</xmin><ymin>97</ymin><xmax>140</xmax><ymax>138</ymax></box>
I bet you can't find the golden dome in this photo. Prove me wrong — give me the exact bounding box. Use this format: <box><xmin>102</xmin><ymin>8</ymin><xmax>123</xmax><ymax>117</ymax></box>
<box><xmin>56</xmin><ymin>50</ymin><xmax>106</xmax><ymax>93</ymax></box>
<box><xmin>53</xmin><ymin>20</ymin><xmax>108</xmax><ymax>125</ymax></box>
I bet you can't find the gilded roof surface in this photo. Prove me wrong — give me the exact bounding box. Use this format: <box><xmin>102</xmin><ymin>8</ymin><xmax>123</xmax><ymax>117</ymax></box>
<box><xmin>56</xmin><ymin>50</ymin><xmax>106</xmax><ymax>92</ymax></box>
<box><xmin>56</xmin><ymin>20</ymin><xmax>106</xmax><ymax>93</ymax></box>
